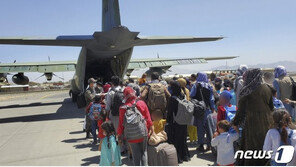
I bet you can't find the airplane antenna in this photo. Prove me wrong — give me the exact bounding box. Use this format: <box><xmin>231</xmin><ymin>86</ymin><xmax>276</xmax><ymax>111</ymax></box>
<box><xmin>157</xmin><ymin>53</ymin><xmax>159</xmax><ymax>59</ymax></box>
<box><xmin>48</xmin><ymin>56</ymin><xmax>51</xmax><ymax>62</ymax></box>
<box><xmin>13</xmin><ymin>60</ymin><xmax>16</xmax><ymax>63</ymax></box>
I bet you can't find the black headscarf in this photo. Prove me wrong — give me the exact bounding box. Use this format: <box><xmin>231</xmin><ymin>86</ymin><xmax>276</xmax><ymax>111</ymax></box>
<box><xmin>170</xmin><ymin>81</ymin><xmax>184</xmax><ymax>99</ymax></box>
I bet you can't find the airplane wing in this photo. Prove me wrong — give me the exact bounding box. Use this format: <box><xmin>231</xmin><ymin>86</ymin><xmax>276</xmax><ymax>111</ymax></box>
<box><xmin>0</xmin><ymin>56</ymin><xmax>237</xmax><ymax>73</ymax></box>
<box><xmin>133</xmin><ymin>36</ymin><xmax>223</xmax><ymax>46</ymax></box>
<box><xmin>127</xmin><ymin>56</ymin><xmax>237</xmax><ymax>70</ymax></box>
<box><xmin>0</xmin><ymin>36</ymin><xmax>94</xmax><ymax>46</ymax></box>
<box><xmin>0</xmin><ymin>61</ymin><xmax>76</xmax><ymax>73</ymax></box>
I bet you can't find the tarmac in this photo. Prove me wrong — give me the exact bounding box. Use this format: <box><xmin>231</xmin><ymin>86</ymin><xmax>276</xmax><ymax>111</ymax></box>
<box><xmin>0</xmin><ymin>90</ymin><xmax>215</xmax><ymax>166</ymax></box>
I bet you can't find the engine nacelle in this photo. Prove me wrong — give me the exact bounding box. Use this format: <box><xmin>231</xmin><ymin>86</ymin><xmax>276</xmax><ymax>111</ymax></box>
<box><xmin>12</xmin><ymin>73</ymin><xmax>29</xmax><ymax>85</ymax></box>
<box><xmin>44</xmin><ymin>73</ymin><xmax>53</xmax><ymax>81</ymax></box>
<box><xmin>145</xmin><ymin>66</ymin><xmax>172</xmax><ymax>77</ymax></box>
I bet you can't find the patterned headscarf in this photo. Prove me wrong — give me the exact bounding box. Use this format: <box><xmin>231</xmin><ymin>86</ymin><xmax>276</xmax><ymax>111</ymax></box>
<box><xmin>196</xmin><ymin>72</ymin><xmax>212</xmax><ymax>90</ymax></box>
<box><xmin>196</xmin><ymin>72</ymin><xmax>208</xmax><ymax>83</ymax></box>
<box><xmin>236</xmin><ymin>65</ymin><xmax>248</xmax><ymax>76</ymax></box>
<box><xmin>239</xmin><ymin>68</ymin><xmax>263</xmax><ymax>98</ymax></box>
<box><xmin>274</xmin><ymin>66</ymin><xmax>287</xmax><ymax>78</ymax></box>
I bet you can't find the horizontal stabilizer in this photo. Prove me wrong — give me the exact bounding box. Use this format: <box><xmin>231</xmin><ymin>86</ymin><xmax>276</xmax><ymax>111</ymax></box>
<box><xmin>133</xmin><ymin>36</ymin><xmax>223</xmax><ymax>46</ymax></box>
<box><xmin>0</xmin><ymin>35</ymin><xmax>94</xmax><ymax>46</ymax></box>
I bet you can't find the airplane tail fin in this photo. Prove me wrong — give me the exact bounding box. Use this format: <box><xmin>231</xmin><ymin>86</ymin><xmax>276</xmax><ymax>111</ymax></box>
<box><xmin>102</xmin><ymin>0</ymin><xmax>121</xmax><ymax>32</ymax></box>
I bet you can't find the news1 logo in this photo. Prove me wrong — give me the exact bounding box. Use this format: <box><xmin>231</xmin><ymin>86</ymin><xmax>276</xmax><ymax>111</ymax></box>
<box><xmin>234</xmin><ymin>146</ymin><xmax>295</xmax><ymax>163</ymax></box>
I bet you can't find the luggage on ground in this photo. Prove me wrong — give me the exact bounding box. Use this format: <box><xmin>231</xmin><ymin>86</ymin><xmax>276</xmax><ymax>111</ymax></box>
<box><xmin>207</xmin><ymin>113</ymin><xmax>217</xmax><ymax>155</ymax></box>
<box><xmin>147</xmin><ymin>142</ymin><xmax>178</xmax><ymax>166</ymax></box>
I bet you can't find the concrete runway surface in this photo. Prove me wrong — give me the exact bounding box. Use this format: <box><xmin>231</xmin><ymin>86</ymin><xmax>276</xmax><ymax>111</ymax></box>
<box><xmin>0</xmin><ymin>90</ymin><xmax>215</xmax><ymax>166</ymax></box>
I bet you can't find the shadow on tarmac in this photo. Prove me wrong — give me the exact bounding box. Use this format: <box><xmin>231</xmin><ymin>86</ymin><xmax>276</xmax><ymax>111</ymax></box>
<box><xmin>195</xmin><ymin>151</ymin><xmax>216</xmax><ymax>166</ymax></box>
<box><xmin>0</xmin><ymin>98</ymin><xmax>84</xmax><ymax>124</ymax></box>
<box><xmin>81</xmin><ymin>155</ymin><xmax>100</xmax><ymax>166</ymax></box>
<box><xmin>0</xmin><ymin>102</ymin><xmax>63</xmax><ymax>109</ymax></box>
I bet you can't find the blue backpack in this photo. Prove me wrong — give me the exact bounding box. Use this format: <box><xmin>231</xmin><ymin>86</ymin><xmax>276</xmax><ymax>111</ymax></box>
<box><xmin>225</xmin><ymin>105</ymin><xmax>236</xmax><ymax>133</ymax></box>
<box><xmin>89</xmin><ymin>103</ymin><xmax>102</xmax><ymax>121</ymax></box>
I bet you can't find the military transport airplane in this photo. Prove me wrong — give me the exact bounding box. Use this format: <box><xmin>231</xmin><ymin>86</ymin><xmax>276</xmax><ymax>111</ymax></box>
<box><xmin>0</xmin><ymin>0</ymin><xmax>237</xmax><ymax>100</ymax></box>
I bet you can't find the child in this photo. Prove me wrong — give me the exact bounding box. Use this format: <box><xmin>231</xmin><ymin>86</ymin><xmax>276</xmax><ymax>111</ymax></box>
<box><xmin>151</xmin><ymin>109</ymin><xmax>166</xmax><ymax>134</ymax></box>
<box><xmin>86</xmin><ymin>95</ymin><xmax>102</xmax><ymax>144</ymax></box>
<box><xmin>98</xmin><ymin>110</ymin><xmax>108</xmax><ymax>151</ymax></box>
<box><xmin>270</xmin><ymin>86</ymin><xmax>285</xmax><ymax>109</ymax></box>
<box><xmin>217</xmin><ymin>91</ymin><xmax>236</xmax><ymax>128</ymax></box>
<box><xmin>99</xmin><ymin>121</ymin><xmax>122</xmax><ymax>166</ymax></box>
<box><xmin>263</xmin><ymin>109</ymin><xmax>296</xmax><ymax>166</ymax></box>
<box><xmin>211</xmin><ymin>120</ymin><xmax>239</xmax><ymax>166</ymax></box>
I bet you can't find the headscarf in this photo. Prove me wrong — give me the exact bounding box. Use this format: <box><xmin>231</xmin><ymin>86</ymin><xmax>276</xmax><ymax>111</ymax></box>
<box><xmin>177</xmin><ymin>78</ymin><xmax>186</xmax><ymax>88</ymax></box>
<box><xmin>274</xmin><ymin>66</ymin><xmax>287</xmax><ymax>78</ymax></box>
<box><xmin>239</xmin><ymin>68</ymin><xmax>263</xmax><ymax>98</ymax></box>
<box><xmin>236</xmin><ymin>65</ymin><xmax>248</xmax><ymax>76</ymax></box>
<box><xmin>196</xmin><ymin>72</ymin><xmax>208</xmax><ymax>83</ymax></box>
<box><xmin>196</xmin><ymin>72</ymin><xmax>212</xmax><ymax>90</ymax></box>
<box><xmin>103</xmin><ymin>84</ymin><xmax>111</xmax><ymax>93</ymax></box>
<box><xmin>220</xmin><ymin>90</ymin><xmax>233</xmax><ymax>101</ymax></box>
<box><xmin>123</xmin><ymin>87</ymin><xmax>136</xmax><ymax>102</ymax></box>
<box><xmin>170</xmin><ymin>81</ymin><xmax>183</xmax><ymax>98</ymax></box>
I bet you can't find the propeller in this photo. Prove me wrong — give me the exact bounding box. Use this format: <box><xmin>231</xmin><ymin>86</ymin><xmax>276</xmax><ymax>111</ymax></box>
<box><xmin>53</xmin><ymin>73</ymin><xmax>64</xmax><ymax>80</ymax></box>
<box><xmin>34</xmin><ymin>74</ymin><xmax>45</xmax><ymax>81</ymax></box>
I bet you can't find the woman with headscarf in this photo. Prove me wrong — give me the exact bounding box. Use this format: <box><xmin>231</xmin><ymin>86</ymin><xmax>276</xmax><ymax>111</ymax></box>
<box><xmin>190</xmin><ymin>72</ymin><xmax>216</xmax><ymax>152</ymax></box>
<box><xmin>273</xmin><ymin>65</ymin><xmax>295</xmax><ymax>120</ymax></box>
<box><xmin>178</xmin><ymin>78</ymin><xmax>198</xmax><ymax>144</ymax></box>
<box><xmin>234</xmin><ymin>65</ymin><xmax>248</xmax><ymax>106</ymax></box>
<box><xmin>117</xmin><ymin>87</ymin><xmax>153</xmax><ymax>166</ymax></box>
<box><xmin>232</xmin><ymin>69</ymin><xmax>274</xmax><ymax>166</ymax></box>
<box><xmin>167</xmin><ymin>81</ymin><xmax>191</xmax><ymax>164</ymax></box>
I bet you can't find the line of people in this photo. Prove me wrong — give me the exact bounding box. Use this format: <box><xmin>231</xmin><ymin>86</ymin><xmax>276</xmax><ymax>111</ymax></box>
<box><xmin>81</xmin><ymin>64</ymin><xmax>296</xmax><ymax>166</ymax></box>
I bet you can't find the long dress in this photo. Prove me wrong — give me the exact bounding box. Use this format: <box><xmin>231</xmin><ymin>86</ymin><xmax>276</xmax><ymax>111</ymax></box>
<box><xmin>167</xmin><ymin>96</ymin><xmax>190</xmax><ymax>163</ymax></box>
<box><xmin>99</xmin><ymin>135</ymin><xmax>122</xmax><ymax>166</ymax></box>
<box><xmin>232</xmin><ymin>84</ymin><xmax>274</xmax><ymax>166</ymax></box>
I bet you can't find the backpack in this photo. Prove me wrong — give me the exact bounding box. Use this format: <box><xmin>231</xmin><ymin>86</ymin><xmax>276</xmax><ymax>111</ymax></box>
<box><xmin>172</xmin><ymin>96</ymin><xmax>194</xmax><ymax>125</ymax></box>
<box><xmin>225</xmin><ymin>105</ymin><xmax>237</xmax><ymax>122</ymax></box>
<box><xmin>147</xmin><ymin>83</ymin><xmax>167</xmax><ymax>112</ymax></box>
<box><xmin>123</xmin><ymin>101</ymin><xmax>148</xmax><ymax>140</ymax></box>
<box><xmin>110</xmin><ymin>88</ymin><xmax>124</xmax><ymax>116</ymax></box>
<box><xmin>191</xmin><ymin>84</ymin><xmax>207</xmax><ymax>119</ymax></box>
<box><xmin>290</xmin><ymin>77</ymin><xmax>296</xmax><ymax>101</ymax></box>
<box><xmin>89</xmin><ymin>103</ymin><xmax>102</xmax><ymax>121</ymax></box>
<box><xmin>225</xmin><ymin>105</ymin><xmax>237</xmax><ymax>133</ymax></box>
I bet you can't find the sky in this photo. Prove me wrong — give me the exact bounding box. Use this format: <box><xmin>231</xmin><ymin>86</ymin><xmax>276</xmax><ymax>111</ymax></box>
<box><xmin>0</xmin><ymin>0</ymin><xmax>295</xmax><ymax>82</ymax></box>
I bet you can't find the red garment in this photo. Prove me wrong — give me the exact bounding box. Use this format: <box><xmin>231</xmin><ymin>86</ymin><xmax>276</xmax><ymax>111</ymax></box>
<box><xmin>97</xmin><ymin>118</ymin><xmax>109</xmax><ymax>139</ymax></box>
<box><xmin>85</xmin><ymin>102</ymin><xmax>93</xmax><ymax>114</ymax></box>
<box><xmin>217</xmin><ymin>104</ymin><xmax>237</xmax><ymax>131</ymax></box>
<box><xmin>117</xmin><ymin>99</ymin><xmax>152</xmax><ymax>143</ymax></box>
<box><xmin>103</xmin><ymin>84</ymin><xmax>111</xmax><ymax>93</ymax></box>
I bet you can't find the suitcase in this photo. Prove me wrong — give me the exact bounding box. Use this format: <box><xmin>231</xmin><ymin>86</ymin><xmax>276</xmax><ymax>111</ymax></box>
<box><xmin>158</xmin><ymin>143</ymin><xmax>178</xmax><ymax>166</ymax></box>
<box><xmin>148</xmin><ymin>142</ymin><xmax>178</xmax><ymax>166</ymax></box>
<box><xmin>207</xmin><ymin>113</ymin><xmax>217</xmax><ymax>155</ymax></box>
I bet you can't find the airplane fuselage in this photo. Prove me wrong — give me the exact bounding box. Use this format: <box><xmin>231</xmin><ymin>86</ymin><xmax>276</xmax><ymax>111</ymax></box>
<box><xmin>71</xmin><ymin>26</ymin><xmax>138</xmax><ymax>94</ymax></box>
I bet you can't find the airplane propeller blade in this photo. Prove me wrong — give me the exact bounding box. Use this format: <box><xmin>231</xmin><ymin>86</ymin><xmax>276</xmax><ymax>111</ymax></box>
<box><xmin>34</xmin><ymin>74</ymin><xmax>45</xmax><ymax>81</ymax></box>
<box><xmin>53</xmin><ymin>73</ymin><xmax>64</xmax><ymax>80</ymax></box>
